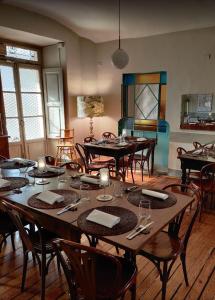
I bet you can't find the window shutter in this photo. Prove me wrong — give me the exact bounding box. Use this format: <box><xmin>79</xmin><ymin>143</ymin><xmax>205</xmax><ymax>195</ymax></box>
<box><xmin>43</xmin><ymin>68</ymin><xmax>65</xmax><ymax>138</ymax></box>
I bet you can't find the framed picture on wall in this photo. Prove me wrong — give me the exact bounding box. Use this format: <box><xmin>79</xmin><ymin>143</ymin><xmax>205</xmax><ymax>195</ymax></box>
<box><xmin>197</xmin><ymin>94</ymin><xmax>213</xmax><ymax>112</ymax></box>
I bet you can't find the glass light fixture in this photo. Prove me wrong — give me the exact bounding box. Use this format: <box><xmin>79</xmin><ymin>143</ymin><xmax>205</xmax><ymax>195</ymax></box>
<box><xmin>111</xmin><ymin>0</ymin><xmax>129</xmax><ymax>69</ymax></box>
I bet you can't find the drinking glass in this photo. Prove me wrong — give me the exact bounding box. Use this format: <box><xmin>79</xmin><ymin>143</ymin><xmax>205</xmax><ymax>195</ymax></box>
<box><xmin>113</xmin><ymin>182</ymin><xmax>124</xmax><ymax>198</ymax></box>
<box><xmin>139</xmin><ymin>199</ymin><xmax>151</xmax><ymax>223</ymax></box>
<box><xmin>80</xmin><ymin>183</ymin><xmax>90</xmax><ymax>203</ymax></box>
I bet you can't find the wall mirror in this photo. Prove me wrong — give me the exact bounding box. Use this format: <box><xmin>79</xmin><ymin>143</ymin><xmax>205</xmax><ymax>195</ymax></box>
<box><xmin>180</xmin><ymin>94</ymin><xmax>215</xmax><ymax>130</ymax></box>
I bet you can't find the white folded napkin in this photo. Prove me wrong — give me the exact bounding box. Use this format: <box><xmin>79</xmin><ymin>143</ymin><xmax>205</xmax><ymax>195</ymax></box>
<box><xmin>142</xmin><ymin>189</ymin><xmax>168</xmax><ymax>200</ymax></box>
<box><xmin>36</xmin><ymin>191</ymin><xmax>64</xmax><ymax>205</ymax></box>
<box><xmin>86</xmin><ymin>209</ymin><xmax>120</xmax><ymax>228</ymax></box>
<box><xmin>137</xmin><ymin>137</ymin><xmax>147</xmax><ymax>141</ymax></box>
<box><xmin>80</xmin><ymin>176</ymin><xmax>100</xmax><ymax>185</ymax></box>
<box><xmin>0</xmin><ymin>178</ymin><xmax>10</xmax><ymax>188</ymax></box>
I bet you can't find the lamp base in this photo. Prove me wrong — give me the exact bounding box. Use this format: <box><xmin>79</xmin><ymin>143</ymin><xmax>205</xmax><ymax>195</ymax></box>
<box><xmin>96</xmin><ymin>194</ymin><xmax>113</xmax><ymax>202</ymax></box>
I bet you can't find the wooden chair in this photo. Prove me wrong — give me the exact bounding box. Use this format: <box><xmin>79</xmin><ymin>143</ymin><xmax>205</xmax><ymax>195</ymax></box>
<box><xmin>193</xmin><ymin>141</ymin><xmax>202</xmax><ymax>149</ymax></box>
<box><xmin>199</xmin><ymin>162</ymin><xmax>215</xmax><ymax>220</ymax></box>
<box><xmin>44</xmin><ymin>155</ymin><xmax>56</xmax><ymax>166</ymax></box>
<box><xmin>84</xmin><ymin>136</ymin><xmax>115</xmax><ymax>165</ymax></box>
<box><xmin>133</xmin><ymin>142</ymin><xmax>154</xmax><ymax>181</ymax></box>
<box><xmin>55</xmin><ymin>129</ymin><xmax>77</xmax><ymax>165</ymax></box>
<box><xmin>0</xmin><ymin>208</ymin><xmax>17</xmax><ymax>252</ymax></box>
<box><xmin>138</xmin><ymin>183</ymin><xmax>200</xmax><ymax>300</ymax></box>
<box><xmin>0</xmin><ymin>155</ymin><xmax>6</xmax><ymax>161</ymax></box>
<box><xmin>110</xmin><ymin>143</ymin><xmax>137</xmax><ymax>183</ymax></box>
<box><xmin>1</xmin><ymin>201</ymin><xmax>59</xmax><ymax>300</ymax></box>
<box><xmin>84</xmin><ymin>136</ymin><xmax>97</xmax><ymax>143</ymax></box>
<box><xmin>75</xmin><ymin>143</ymin><xmax>109</xmax><ymax>174</ymax></box>
<box><xmin>60</xmin><ymin>161</ymin><xmax>83</xmax><ymax>172</ymax></box>
<box><xmin>177</xmin><ymin>147</ymin><xmax>200</xmax><ymax>183</ymax></box>
<box><xmin>102</xmin><ymin>132</ymin><xmax>117</xmax><ymax>139</ymax></box>
<box><xmin>53</xmin><ymin>239</ymin><xmax>137</xmax><ymax>300</ymax></box>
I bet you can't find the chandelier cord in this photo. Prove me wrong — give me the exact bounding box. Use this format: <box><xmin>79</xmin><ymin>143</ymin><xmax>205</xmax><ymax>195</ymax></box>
<box><xmin>118</xmin><ymin>0</ymin><xmax>121</xmax><ymax>49</ymax></box>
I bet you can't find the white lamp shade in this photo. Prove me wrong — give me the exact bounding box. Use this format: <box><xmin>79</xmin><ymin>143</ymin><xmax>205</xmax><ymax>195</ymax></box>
<box><xmin>111</xmin><ymin>48</ymin><xmax>129</xmax><ymax>69</ymax></box>
<box><xmin>77</xmin><ymin>96</ymin><xmax>104</xmax><ymax>118</ymax></box>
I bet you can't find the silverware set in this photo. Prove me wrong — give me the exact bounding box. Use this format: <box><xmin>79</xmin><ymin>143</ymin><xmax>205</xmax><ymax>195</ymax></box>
<box><xmin>126</xmin><ymin>221</ymin><xmax>154</xmax><ymax>240</ymax></box>
<box><xmin>57</xmin><ymin>199</ymin><xmax>80</xmax><ymax>215</ymax></box>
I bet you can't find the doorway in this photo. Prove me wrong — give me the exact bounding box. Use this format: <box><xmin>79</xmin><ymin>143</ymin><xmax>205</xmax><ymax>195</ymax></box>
<box><xmin>0</xmin><ymin>61</ymin><xmax>46</xmax><ymax>159</ymax></box>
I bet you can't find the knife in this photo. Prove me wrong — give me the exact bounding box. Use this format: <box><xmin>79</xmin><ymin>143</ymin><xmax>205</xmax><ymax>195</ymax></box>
<box><xmin>126</xmin><ymin>221</ymin><xmax>154</xmax><ymax>240</ymax></box>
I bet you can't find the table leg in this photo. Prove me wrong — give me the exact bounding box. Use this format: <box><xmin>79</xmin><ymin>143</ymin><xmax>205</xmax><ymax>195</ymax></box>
<box><xmin>151</xmin><ymin>143</ymin><xmax>155</xmax><ymax>175</ymax></box>
<box><xmin>115</xmin><ymin>157</ymin><xmax>120</xmax><ymax>177</ymax></box>
<box><xmin>181</xmin><ymin>160</ymin><xmax>187</xmax><ymax>185</ymax></box>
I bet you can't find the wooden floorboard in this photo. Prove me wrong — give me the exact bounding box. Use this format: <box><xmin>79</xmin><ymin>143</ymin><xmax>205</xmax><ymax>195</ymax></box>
<box><xmin>0</xmin><ymin>173</ymin><xmax>215</xmax><ymax>300</ymax></box>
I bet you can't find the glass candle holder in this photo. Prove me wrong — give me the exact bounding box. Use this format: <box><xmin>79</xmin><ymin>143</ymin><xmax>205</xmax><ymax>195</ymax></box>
<box><xmin>36</xmin><ymin>157</ymin><xmax>49</xmax><ymax>185</ymax></box>
<box><xmin>96</xmin><ymin>168</ymin><xmax>112</xmax><ymax>201</ymax></box>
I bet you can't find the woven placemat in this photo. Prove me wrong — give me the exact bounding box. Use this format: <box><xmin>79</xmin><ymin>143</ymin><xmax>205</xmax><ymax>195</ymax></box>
<box><xmin>77</xmin><ymin>206</ymin><xmax>138</xmax><ymax>236</ymax></box>
<box><xmin>28</xmin><ymin>168</ymin><xmax>65</xmax><ymax>178</ymax></box>
<box><xmin>28</xmin><ymin>189</ymin><xmax>79</xmax><ymax>209</ymax></box>
<box><xmin>128</xmin><ymin>189</ymin><xmax>177</xmax><ymax>209</ymax></box>
<box><xmin>70</xmin><ymin>178</ymin><xmax>102</xmax><ymax>190</ymax></box>
<box><xmin>0</xmin><ymin>159</ymin><xmax>35</xmax><ymax>169</ymax></box>
<box><xmin>0</xmin><ymin>177</ymin><xmax>29</xmax><ymax>191</ymax></box>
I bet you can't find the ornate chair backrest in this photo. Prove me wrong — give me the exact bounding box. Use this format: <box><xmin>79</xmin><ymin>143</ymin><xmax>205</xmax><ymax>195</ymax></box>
<box><xmin>162</xmin><ymin>183</ymin><xmax>200</xmax><ymax>252</ymax></box>
<box><xmin>84</xmin><ymin>136</ymin><xmax>97</xmax><ymax>143</ymax></box>
<box><xmin>144</xmin><ymin>142</ymin><xmax>155</xmax><ymax>160</ymax></box>
<box><xmin>200</xmin><ymin>163</ymin><xmax>215</xmax><ymax>193</ymax></box>
<box><xmin>75</xmin><ymin>143</ymin><xmax>88</xmax><ymax>171</ymax></box>
<box><xmin>60</xmin><ymin>161</ymin><xmax>83</xmax><ymax>172</ymax></box>
<box><xmin>53</xmin><ymin>239</ymin><xmax>122</xmax><ymax>300</ymax></box>
<box><xmin>1</xmin><ymin>201</ymin><xmax>43</xmax><ymax>253</ymax></box>
<box><xmin>193</xmin><ymin>141</ymin><xmax>202</xmax><ymax>149</ymax></box>
<box><xmin>127</xmin><ymin>143</ymin><xmax>137</xmax><ymax>165</ymax></box>
<box><xmin>176</xmin><ymin>147</ymin><xmax>187</xmax><ymax>157</ymax></box>
<box><xmin>45</xmin><ymin>155</ymin><xmax>55</xmax><ymax>166</ymax></box>
<box><xmin>102</xmin><ymin>132</ymin><xmax>117</xmax><ymax>139</ymax></box>
<box><xmin>0</xmin><ymin>155</ymin><xmax>6</xmax><ymax>161</ymax></box>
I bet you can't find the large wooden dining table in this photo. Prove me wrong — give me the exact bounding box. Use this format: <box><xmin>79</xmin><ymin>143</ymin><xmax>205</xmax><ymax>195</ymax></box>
<box><xmin>178</xmin><ymin>149</ymin><xmax>215</xmax><ymax>184</ymax></box>
<box><xmin>0</xmin><ymin>171</ymin><xmax>194</xmax><ymax>260</ymax></box>
<box><xmin>84</xmin><ymin>138</ymin><xmax>156</xmax><ymax>176</ymax></box>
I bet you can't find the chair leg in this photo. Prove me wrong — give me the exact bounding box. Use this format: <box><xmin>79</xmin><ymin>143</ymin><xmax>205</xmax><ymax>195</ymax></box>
<box><xmin>21</xmin><ymin>251</ymin><xmax>29</xmax><ymax>292</ymax></box>
<box><xmin>130</xmin><ymin>165</ymin><xmax>135</xmax><ymax>184</ymax></box>
<box><xmin>161</xmin><ymin>261</ymin><xmax>168</xmax><ymax>300</ymax></box>
<box><xmin>40</xmin><ymin>252</ymin><xmax>46</xmax><ymax>300</ymax></box>
<box><xmin>11</xmin><ymin>233</ymin><xmax>16</xmax><ymax>251</ymax></box>
<box><xmin>141</xmin><ymin>162</ymin><xmax>144</xmax><ymax>182</ymax></box>
<box><xmin>180</xmin><ymin>253</ymin><xmax>189</xmax><ymax>286</ymax></box>
<box><xmin>130</xmin><ymin>282</ymin><xmax>136</xmax><ymax>300</ymax></box>
<box><xmin>147</xmin><ymin>159</ymin><xmax>150</xmax><ymax>177</ymax></box>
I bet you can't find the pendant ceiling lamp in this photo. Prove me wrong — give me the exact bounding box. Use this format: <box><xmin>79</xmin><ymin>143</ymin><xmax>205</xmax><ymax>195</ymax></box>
<box><xmin>111</xmin><ymin>0</ymin><xmax>129</xmax><ymax>69</ymax></box>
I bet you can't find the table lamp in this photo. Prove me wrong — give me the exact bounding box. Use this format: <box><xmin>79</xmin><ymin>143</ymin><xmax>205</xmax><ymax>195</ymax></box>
<box><xmin>77</xmin><ymin>96</ymin><xmax>104</xmax><ymax>137</ymax></box>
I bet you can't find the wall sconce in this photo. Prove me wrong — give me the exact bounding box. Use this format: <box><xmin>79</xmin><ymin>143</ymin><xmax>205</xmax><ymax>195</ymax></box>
<box><xmin>77</xmin><ymin>95</ymin><xmax>104</xmax><ymax>137</ymax></box>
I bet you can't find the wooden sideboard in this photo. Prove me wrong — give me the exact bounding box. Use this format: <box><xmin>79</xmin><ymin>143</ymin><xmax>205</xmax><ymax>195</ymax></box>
<box><xmin>0</xmin><ymin>135</ymin><xmax>9</xmax><ymax>158</ymax></box>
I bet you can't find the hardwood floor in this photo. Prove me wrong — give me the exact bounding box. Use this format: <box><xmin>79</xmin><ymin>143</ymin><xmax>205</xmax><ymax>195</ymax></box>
<box><xmin>0</xmin><ymin>173</ymin><xmax>215</xmax><ymax>300</ymax></box>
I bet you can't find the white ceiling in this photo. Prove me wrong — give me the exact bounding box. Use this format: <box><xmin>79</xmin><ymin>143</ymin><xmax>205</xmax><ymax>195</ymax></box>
<box><xmin>3</xmin><ymin>0</ymin><xmax>215</xmax><ymax>43</ymax></box>
<box><xmin>0</xmin><ymin>26</ymin><xmax>60</xmax><ymax>46</ymax></box>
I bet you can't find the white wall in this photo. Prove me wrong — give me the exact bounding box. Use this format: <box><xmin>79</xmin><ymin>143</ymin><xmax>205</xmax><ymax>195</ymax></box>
<box><xmin>96</xmin><ymin>27</ymin><xmax>215</xmax><ymax>169</ymax></box>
